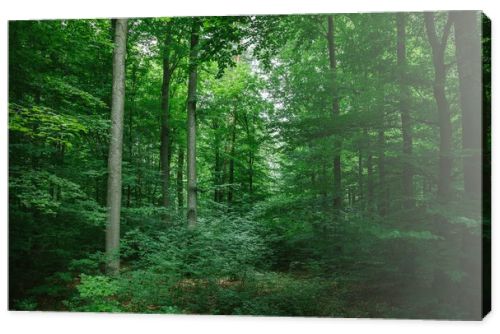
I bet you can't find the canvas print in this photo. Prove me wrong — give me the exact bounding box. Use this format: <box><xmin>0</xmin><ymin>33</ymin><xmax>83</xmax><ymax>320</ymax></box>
<box><xmin>8</xmin><ymin>11</ymin><xmax>490</xmax><ymax>320</ymax></box>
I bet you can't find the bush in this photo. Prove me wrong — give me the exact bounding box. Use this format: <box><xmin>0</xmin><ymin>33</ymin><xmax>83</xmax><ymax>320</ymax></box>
<box><xmin>65</xmin><ymin>274</ymin><xmax>122</xmax><ymax>312</ymax></box>
<box><xmin>68</xmin><ymin>212</ymin><xmax>273</xmax><ymax>313</ymax></box>
<box><xmin>122</xmin><ymin>212</ymin><xmax>271</xmax><ymax>281</ymax></box>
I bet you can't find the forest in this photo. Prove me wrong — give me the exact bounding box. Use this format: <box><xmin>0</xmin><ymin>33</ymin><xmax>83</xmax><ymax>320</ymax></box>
<box><xmin>9</xmin><ymin>11</ymin><xmax>490</xmax><ymax>319</ymax></box>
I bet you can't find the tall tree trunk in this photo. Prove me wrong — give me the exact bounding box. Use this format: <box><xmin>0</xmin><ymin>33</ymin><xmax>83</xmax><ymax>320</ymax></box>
<box><xmin>212</xmin><ymin>119</ymin><xmax>222</xmax><ymax>202</ymax></box>
<box><xmin>227</xmin><ymin>110</ymin><xmax>237</xmax><ymax>205</ymax></box>
<box><xmin>242</xmin><ymin>112</ymin><xmax>254</xmax><ymax>200</ymax></box>
<box><xmin>378</xmin><ymin>129</ymin><xmax>388</xmax><ymax>216</ymax></box>
<box><xmin>321</xmin><ymin>162</ymin><xmax>328</xmax><ymax>208</ymax></box>
<box><xmin>365</xmin><ymin>129</ymin><xmax>374</xmax><ymax>214</ymax></box>
<box><xmin>452</xmin><ymin>11</ymin><xmax>481</xmax><ymax>199</ymax></box>
<box><xmin>186</xmin><ymin>19</ymin><xmax>200</xmax><ymax>228</ymax></box>
<box><xmin>105</xmin><ymin>18</ymin><xmax>128</xmax><ymax>276</ymax></box>
<box><xmin>160</xmin><ymin>31</ymin><xmax>173</xmax><ymax>212</ymax></box>
<box><xmin>214</xmin><ymin>145</ymin><xmax>221</xmax><ymax>202</ymax></box>
<box><xmin>220</xmin><ymin>137</ymin><xmax>230</xmax><ymax>203</ymax></box>
<box><xmin>248</xmin><ymin>152</ymin><xmax>254</xmax><ymax>198</ymax></box>
<box><xmin>358</xmin><ymin>148</ymin><xmax>363</xmax><ymax>203</ymax></box>
<box><xmin>367</xmin><ymin>152</ymin><xmax>374</xmax><ymax>210</ymax></box>
<box><xmin>424</xmin><ymin>13</ymin><xmax>453</xmax><ymax>203</ymax></box>
<box><xmin>177</xmin><ymin>146</ymin><xmax>184</xmax><ymax>211</ymax></box>
<box><xmin>126</xmin><ymin>62</ymin><xmax>137</xmax><ymax>208</ymax></box>
<box><xmin>397</xmin><ymin>13</ymin><xmax>414</xmax><ymax>209</ymax></box>
<box><xmin>327</xmin><ymin>15</ymin><xmax>342</xmax><ymax>210</ymax></box>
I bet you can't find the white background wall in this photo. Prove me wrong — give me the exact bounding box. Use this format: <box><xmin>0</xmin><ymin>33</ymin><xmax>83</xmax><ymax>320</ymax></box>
<box><xmin>1</xmin><ymin>1</ymin><xmax>498</xmax><ymax>333</ymax></box>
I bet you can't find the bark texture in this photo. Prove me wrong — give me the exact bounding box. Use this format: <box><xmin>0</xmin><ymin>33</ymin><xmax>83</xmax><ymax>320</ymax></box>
<box><xmin>105</xmin><ymin>18</ymin><xmax>128</xmax><ymax>275</ymax></box>
<box><xmin>187</xmin><ymin>19</ymin><xmax>200</xmax><ymax>228</ymax></box>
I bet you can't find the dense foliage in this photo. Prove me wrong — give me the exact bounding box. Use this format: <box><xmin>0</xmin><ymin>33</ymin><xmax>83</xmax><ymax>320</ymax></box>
<box><xmin>9</xmin><ymin>12</ymin><xmax>490</xmax><ymax>319</ymax></box>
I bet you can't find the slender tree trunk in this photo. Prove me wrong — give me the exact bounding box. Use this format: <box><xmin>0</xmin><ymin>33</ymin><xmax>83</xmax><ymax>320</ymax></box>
<box><xmin>105</xmin><ymin>18</ymin><xmax>127</xmax><ymax>276</ymax></box>
<box><xmin>425</xmin><ymin>13</ymin><xmax>453</xmax><ymax>203</ymax></box>
<box><xmin>212</xmin><ymin>119</ymin><xmax>222</xmax><ymax>202</ymax></box>
<box><xmin>126</xmin><ymin>62</ymin><xmax>137</xmax><ymax>208</ymax></box>
<box><xmin>378</xmin><ymin>129</ymin><xmax>388</xmax><ymax>216</ymax></box>
<box><xmin>220</xmin><ymin>138</ymin><xmax>230</xmax><ymax>203</ymax></box>
<box><xmin>126</xmin><ymin>184</ymin><xmax>132</xmax><ymax>208</ymax></box>
<box><xmin>248</xmin><ymin>152</ymin><xmax>254</xmax><ymax>198</ymax></box>
<box><xmin>177</xmin><ymin>146</ymin><xmax>184</xmax><ymax>211</ymax></box>
<box><xmin>321</xmin><ymin>162</ymin><xmax>328</xmax><ymax>207</ymax></box>
<box><xmin>136</xmin><ymin>162</ymin><xmax>142</xmax><ymax>206</ymax></box>
<box><xmin>243</xmin><ymin>112</ymin><xmax>254</xmax><ymax>200</ymax></box>
<box><xmin>358</xmin><ymin>148</ymin><xmax>363</xmax><ymax>203</ymax></box>
<box><xmin>214</xmin><ymin>145</ymin><xmax>221</xmax><ymax>202</ymax></box>
<box><xmin>367</xmin><ymin>155</ymin><xmax>374</xmax><ymax>208</ymax></box>
<box><xmin>186</xmin><ymin>19</ymin><xmax>200</xmax><ymax>228</ymax></box>
<box><xmin>365</xmin><ymin>129</ymin><xmax>374</xmax><ymax>213</ymax></box>
<box><xmin>160</xmin><ymin>32</ymin><xmax>173</xmax><ymax>212</ymax></box>
<box><xmin>397</xmin><ymin>13</ymin><xmax>414</xmax><ymax>209</ymax></box>
<box><xmin>327</xmin><ymin>15</ymin><xmax>342</xmax><ymax>210</ymax></box>
<box><xmin>227</xmin><ymin>110</ymin><xmax>237</xmax><ymax>205</ymax></box>
<box><xmin>452</xmin><ymin>11</ymin><xmax>481</xmax><ymax>199</ymax></box>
